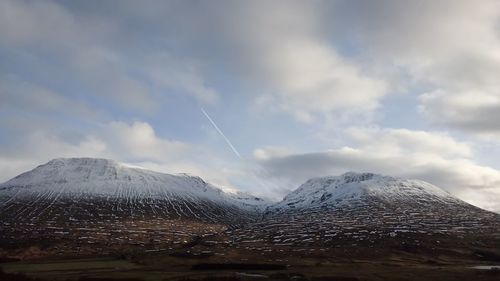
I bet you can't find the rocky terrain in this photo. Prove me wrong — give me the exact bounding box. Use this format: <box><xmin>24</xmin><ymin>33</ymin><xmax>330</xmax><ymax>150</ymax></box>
<box><xmin>0</xmin><ymin>158</ymin><xmax>499</xmax><ymax>261</ymax></box>
<box><xmin>227</xmin><ymin>172</ymin><xmax>500</xmax><ymax>260</ymax></box>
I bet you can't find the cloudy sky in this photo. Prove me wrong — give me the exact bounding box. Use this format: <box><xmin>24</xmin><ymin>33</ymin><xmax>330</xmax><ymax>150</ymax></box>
<box><xmin>1</xmin><ymin>0</ymin><xmax>500</xmax><ymax>212</ymax></box>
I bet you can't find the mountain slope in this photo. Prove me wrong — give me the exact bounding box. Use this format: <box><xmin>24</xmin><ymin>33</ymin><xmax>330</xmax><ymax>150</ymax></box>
<box><xmin>228</xmin><ymin>172</ymin><xmax>500</xmax><ymax>252</ymax></box>
<box><xmin>1</xmin><ymin>165</ymin><xmax>499</xmax><ymax>259</ymax></box>
<box><xmin>0</xmin><ymin>158</ymin><xmax>268</xmax><ymax>224</ymax></box>
<box><xmin>265</xmin><ymin>172</ymin><xmax>465</xmax><ymax>214</ymax></box>
<box><xmin>0</xmin><ymin>158</ymin><xmax>273</xmax><ymax>257</ymax></box>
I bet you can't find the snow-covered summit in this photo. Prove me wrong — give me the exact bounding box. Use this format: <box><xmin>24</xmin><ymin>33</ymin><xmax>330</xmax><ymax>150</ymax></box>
<box><xmin>6</xmin><ymin>158</ymin><xmax>204</xmax><ymax>186</ymax></box>
<box><xmin>267</xmin><ymin>172</ymin><xmax>463</xmax><ymax>213</ymax></box>
<box><xmin>0</xmin><ymin>158</ymin><xmax>269</xmax><ymax>211</ymax></box>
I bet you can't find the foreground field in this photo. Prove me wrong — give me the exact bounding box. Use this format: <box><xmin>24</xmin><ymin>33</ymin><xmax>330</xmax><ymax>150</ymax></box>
<box><xmin>1</xmin><ymin>250</ymin><xmax>500</xmax><ymax>281</ymax></box>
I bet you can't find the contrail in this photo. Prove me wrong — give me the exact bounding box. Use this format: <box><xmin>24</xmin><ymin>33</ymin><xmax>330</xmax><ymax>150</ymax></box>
<box><xmin>200</xmin><ymin>107</ymin><xmax>277</xmax><ymax>194</ymax></box>
<box><xmin>201</xmin><ymin>108</ymin><xmax>242</xmax><ymax>159</ymax></box>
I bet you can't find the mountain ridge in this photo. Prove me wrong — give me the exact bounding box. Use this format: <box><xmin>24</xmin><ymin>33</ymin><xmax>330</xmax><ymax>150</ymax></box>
<box><xmin>1</xmin><ymin>158</ymin><xmax>494</xmax><ymax>215</ymax></box>
<box><xmin>0</xmin><ymin>158</ymin><xmax>269</xmax><ymax>227</ymax></box>
<box><xmin>1</xmin><ymin>158</ymin><xmax>499</xmax><ymax>260</ymax></box>
<box><xmin>0</xmin><ymin>157</ymin><xmax>269</xmax><ymax>210</ymax></box>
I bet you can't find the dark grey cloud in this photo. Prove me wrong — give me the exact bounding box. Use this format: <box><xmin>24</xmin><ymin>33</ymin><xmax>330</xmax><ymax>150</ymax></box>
<box><xmin>420</xmin><ymin>91</ymin><xmax>500</xmax><ymax>134</ymax></box>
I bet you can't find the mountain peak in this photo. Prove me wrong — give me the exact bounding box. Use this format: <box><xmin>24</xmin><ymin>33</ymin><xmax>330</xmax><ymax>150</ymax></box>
<box><xmin>0</xmin><ymin>158</ymin><xmax>269</xmax><ymax>224</ymax></box>
<box><xmin>267</xmin><ymin>172</ymin><xmax>463</xmax><ymax>214</ymax></box>
<box><xmin>302</xmin><ymin>172</ymin><xmax>386</xmax><ymax>186</ymax></box>
<box><xmin>46</xmin><ymin>157</ymin><xmax>119</xmax><ymax>166</ymax></box>
<box><xmin>47</xmin><ymin>157</ymin><xmax>117</xmax><ymax>164</ymax></box>
<box><xmin>340</xmin><ymin>171</ymin><xmax>380</xmax><ymax>182</ymax></box>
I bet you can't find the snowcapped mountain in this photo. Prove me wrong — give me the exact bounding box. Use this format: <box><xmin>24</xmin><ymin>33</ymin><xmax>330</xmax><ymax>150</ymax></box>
<box><xmin>257</xmin><ymin>171</ymin><xmax>499</xmax><ymax>242</ymax></box>
<box><xmin>265</xmin><ymin>172</ymin><xmax>466</xmax><ymax>214</ymax></box>
<box><xmin>0</xmin><ymin>158</ymin><xmax>269</xmax><ymax>224</ymax></box>
<box><xmin>1</xmin><ymin>164</ymin><xmax>499</xmax><ymax>259</ymax></box>
<box><xmin>227</xmin><ymin>172</ymin><xmax>500</xmax><ymax>253</ymax></box>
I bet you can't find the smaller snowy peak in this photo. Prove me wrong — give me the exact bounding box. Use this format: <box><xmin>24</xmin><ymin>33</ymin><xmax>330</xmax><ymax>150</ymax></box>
<box><xmin>294</xmin><ymin>172</ymin><xmax>386</xmax><ymax>194</ymax></box>
<box><xmin>282</xmin><ymin>172</ymin><xmax>390</xmax><ymax>202</ymax></box>
<box><xmin>268</xmin><ymin>172</ymin><xmax>463</xmax><ymax>213</ymax></box>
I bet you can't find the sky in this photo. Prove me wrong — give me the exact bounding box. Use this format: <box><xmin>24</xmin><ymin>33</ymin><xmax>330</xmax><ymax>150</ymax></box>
<box><xmin>1</xmin><ymin>0</ymin><xmax>500</xmax><ymax>212</ymax></box>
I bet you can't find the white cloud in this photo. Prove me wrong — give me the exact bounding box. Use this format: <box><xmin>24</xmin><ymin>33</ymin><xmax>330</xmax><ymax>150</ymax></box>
<box><xmin>191</xmin><ymin>0</ymin><xmax>389</xmax><ymax>122</ymax></box>
<box><xmin>253</xmin><ymin>146</ymin><xmax>294</xmax><ymax>161</ymax></box>
<box><xmin>254</xmin><ymin>39</ymin><xmax>387</xmax><ymax>122</ymax></box>
<box><xmin>332</xmin><ymin>0</ymin><xmax>500</xmax><ymax>135</ymax></box>
<box><xmin>345</xmin><ymin>127</ymin><xmax>473</xmax><ymax>158</ymax></box>
<box><xmin>256</xmin><ymin>127</ymin><xmax>500</xmax><ymax>212</ymax></box>
<box><xmin>97</xmin><ymin>121</ymin><xmax>189</xmax><ymax>162</ymax></box>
